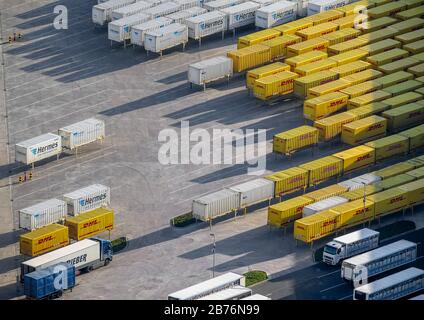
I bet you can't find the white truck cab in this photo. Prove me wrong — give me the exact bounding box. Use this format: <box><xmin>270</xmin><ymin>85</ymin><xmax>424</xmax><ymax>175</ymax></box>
<box><xmin>323</xmin><ymin>228</ymin><xmax>379</xmax><ymax>265</ymax></box>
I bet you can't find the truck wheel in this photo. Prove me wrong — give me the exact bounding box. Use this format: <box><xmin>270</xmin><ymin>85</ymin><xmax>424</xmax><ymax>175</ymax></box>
<box><xmin>104</xmin><ymin>258</ymin><xmax>111</xmax><ymax>266</ymax></box>
<box><xmin>87</xmin><ymin>266</ymin><xmax>94</xmax><ymax>272</ymax></box>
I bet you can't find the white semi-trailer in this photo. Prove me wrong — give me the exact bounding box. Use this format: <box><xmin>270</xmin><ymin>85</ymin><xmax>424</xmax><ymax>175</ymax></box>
<box><xmin>323</xmin><ymin>228</ymin><xmax>380</xmax><ymax>265</ymax></box>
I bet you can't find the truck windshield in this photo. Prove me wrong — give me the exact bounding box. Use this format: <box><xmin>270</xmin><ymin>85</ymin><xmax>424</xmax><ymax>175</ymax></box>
<box><xmin>324</xmin><ymin>245</ymin><xmax>338</xmax><ymax>255</ymax></box>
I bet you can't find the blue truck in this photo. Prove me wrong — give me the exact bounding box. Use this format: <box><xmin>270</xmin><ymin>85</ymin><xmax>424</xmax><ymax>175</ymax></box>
<box><xmin>24</xmin><ymin>262</ymin><xmax>76</xmax><ymax>300</ymax></box>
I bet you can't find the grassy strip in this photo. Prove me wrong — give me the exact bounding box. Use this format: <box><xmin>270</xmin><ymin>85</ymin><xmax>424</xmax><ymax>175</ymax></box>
<box><xmin>171</xmin><ymin>212</ymin><xmax>196</xmax><ymax>227</ymax></box>
<box><xmin>111</xmin><ymin>237</ymin><xmax>127</xmax><ymax>253</ymax></box>
<box><xmin>244</xmin><ymin>270</ymin><xmax>268</xmax><ymax>287</ymax></box>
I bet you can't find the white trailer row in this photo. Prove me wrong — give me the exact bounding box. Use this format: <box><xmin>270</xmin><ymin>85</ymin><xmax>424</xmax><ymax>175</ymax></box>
<box><xmin>144</xmin><ymin>23</ymin><xmax>189</xmax><ymax>55</ymax></box>
<box><xmin>188</xmin><ymin>56</ymin><xmax>233</xmax><ymax>89</ymax></box>
<box><xmin>255</xmin><ymin>0</ymin><xmax>297</xmax><ymax>28</ymax></box>
<box><xmin>19</xmin><ymin>184</ymin><xmax>111</xmax><ymax>230</ymax></box>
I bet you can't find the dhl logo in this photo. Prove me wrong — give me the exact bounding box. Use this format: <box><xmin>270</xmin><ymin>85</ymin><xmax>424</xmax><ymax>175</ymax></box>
<box><xmin>38</xmin><ymin>235</ymin><xmax>53</xmax><ymax>244</ymax></box>
<box><xmin>390</xmin><ymin>196</ymin><xmax>405</xmax><ymax>204</ymax></box>
<box><xmin>387</xmin><ymin>143</ymin><xmax>402</xmax><ymax>151</ymax></box>
<box><xmin>290</xmin><ymin>176</ymin><xmax>304</xmax><ymax>184</ymax></box>
<box><xmin>324</xmin><ymin>164</ymin><xmax>339</xmax><ymax>173</ymax></box>
<box><xmin>323</xmin><ymin>219</ymin><xmax>337</xmax><ymax>227</ymax></box>
<box><xmin>280</xmin><ymin>79</ymin><xmax>294</xmax><ymax>86</ymax></box>
<box><xmin>409</xmin><ymin>111</ymin><xmax>422</xmax><ymax>118</ymax></box>
<box><xmin>83</xmin><ymin>220</ymin><xmax>99</xmax><ymax>228</ymax></box>
<box><xmin>357</xmin><ymin>154</ymin><xmax>371</xmax><ymax>162</ymax></box>
<box><xmin>368</xmin><ymin>123</ymin><xmax>384</xmax><ymax>131</ymax></box>
<box><xmin>321</xmin><ymin>30</ymin><xmax>334</xmax><ymax>35</ymax></box>
<box><xmin>355</xmin><ymin>208</ymin><xmax>368</xmax><ymax>215</ymax></box>
<box><xmin>284</xmin><ymin>40</ymin><xmax>298</xmax><ymax>47</ymax></box>
<box><xmin>330</xmin><ymin>99</ymin><xmax>346</xmax><ymax>107</ymax></box>
<box><xmin>299</xmin><ymin>133</ymin><xmax>314</xmax><ymax>140</ymax></box>
<box><xmin>296</xmin><ymin>206</ymin><xmax>304</xmax><ymax>213</ymax></box>
<box><xmin>314</xmin><ymin>45</ymin><xmax>327</xmax><ymax>50</ymax></box>
<box><xmin>320</xmin><ymin>79</ymin><xmax>335</xmax><ymax>85</ymax></box>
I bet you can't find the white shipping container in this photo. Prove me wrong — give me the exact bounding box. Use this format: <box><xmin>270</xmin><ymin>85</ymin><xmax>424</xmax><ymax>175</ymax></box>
<box><xmin>338</xmin><ymin>179</ymin><xmax>364</xmax><ymax>191</ymax></box>
<box><xmin>63</xmin><ymin>184</ymin><xmax>111</xmax><ymax>216</ymax></box>
<box><xmin>108</xmin><ymin>13</ymin><xmax>151</xmax><ymax>42</ymax></box>
<box><xmin>307</xmin><ymin>0</ymin><xmax>349</xmax><ymax>15</ymax></box>
<box><xmin>220</xmin><ymin>2</ymin><xmax>260</xmax><ymax>30</ymax></box>
<box><xmin>165</xmin><ymin>7</ymin><xmax>207</xmax><ymax>24</ymax></box>
<box><xmin>131</xmin><ymin>17</ymin><xmax>173</xmax><ymax>46</ymax></box>
<box><xmin>228</xmin><ymin>178</ymin><xmax>274</xmax><ymax>207</ymax></box>
<box><xmin>186</xmin><ymin>11</ymin><xmax>227</xmax><ymax>40</ymax></box>
<box><xmin>204</xmin><ymin>0</ymin><xmax>246</xmax><ymax>11</ymax></box>
<box><xmin>144</xmin><ymin>23</ymin><xmax>189</xmax><ymax>53</ymax></box>
<box><xmin>58</xmin><ymin>118</ymin><xmax>105</xmax><ymax>150</ymax></box>
<box><xmin>255</xmin><ymin>1</ymin><xmax>297</xmax><ymax>29</ymax></box>
<box><xmin>144</xmin><ymin>2</ymin><xmax>181</xmax><ymax>19</ymax></box>
<box><xmin>351</xmin><ymin>173</ymin><xmax>381</xmax><ymax>186</ymax></box>
<box><xmin>188</xmin><ymin>56</ymin><xmax>233</xmax><ymax>86</ymax></box>
<box><xmin>251</xmin><ymin>0</ymin><xmax>281</xmax><ymax>7</ymax></box>
<box><xmin>174</xmin><ymin>0</ymin><xmax>201</xmax><ymax>10</ymax></box>
<box><xmin>92</xmin><ymin>0</ymin><xmax>136</xmax><ymax>25</ymax></box>
<box><xmin>19</xmin><ymin>199</ymin><xmax>67</xmax><ymax>231</ymax></box>
<box><xmin>111</xmin><ymin>1</ymin><xmax>154</xmax><ymax>20</ymax></box>
<box><xmin>302</xmin><ymin>196</ymin><xmax>348</xmax><ymax>217</ymax></box>
<box><xmin>289</xmin><ymin>0</ymin><xmax>308</xmax><ymax>17</ymax></box>
<box><xmin>15</xmin><ymin>133</ymin><xmax>62</xmax><ymax>165</ymax></box>
<box><xmin>192</xmin><ymin>189</ymin><xmax>240</xmax><ymax>221</ymax></box>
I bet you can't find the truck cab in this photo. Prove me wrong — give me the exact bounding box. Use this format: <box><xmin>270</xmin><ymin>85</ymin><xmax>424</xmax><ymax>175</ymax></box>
<box><xmin>91</xmin><ymin>237</ymin><xmax>113</xmax><ymax>266</ymax></box>
<box><xmin>323</xmin><ymin>241</ymin><xmax>345</xmax><ymax>265</ymax></box>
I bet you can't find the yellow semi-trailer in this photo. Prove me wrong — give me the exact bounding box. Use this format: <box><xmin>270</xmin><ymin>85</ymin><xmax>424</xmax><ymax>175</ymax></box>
<box><xmin>65</xmin><ymin>208</ymin><xmax>114</xmax><ymax>241</ymax></box>
<box><xmin>295</xmin><ymin>22</ymin><xmax>338</xmax><ymax>40</ymax></box>
<box><xmin>253</xmin><ymin>71</ymin><xmax>299</xmax><ymax>100</ymax></box>
<box><xmin>380</xmin><ymin>92</ymin><xmax>423</xmax><ymax>109</ymax></box>
<box><xmin>389</xmin><ymin>17</ymin><xmax>424</xmax><ymax>35</ymax></box>
<box><xmin>272</xmin><ymin>126</ymin><xmax>319</xmax><ymax>155</ymax></box>
<box><xmin>377</xmin><ymin>58</ymin><xmax>421</xmax><ymax>74</ymax></box>
<box><xmin>341</xmin><ymin>69</ymin><xmax>383</xmax><ymax>86</ymax></box>
<box><xmin>398</xmin><ymin>178</ymin><xmax>424</xmax><ymax>206</ymax></box>
<box><xmin>374</xmin><ymin>71</ymin><xmax>415</xmax><ymax>89</ymax></box>
<box><xmin>341</xmin><ymin>115</ymin><xmax>387</xmax><ymax>145</ymax></box>
<box><xmin>246</xmin><ymin>62</ymin><xmax>290</xmax><ymax>89</ymax></box>
<box><xmin>339</xmin><ymin>80</ymin><xmax>383</xmax><ymax>99</ymax></box>
<box><xmin>333</xmin><ymin>145</ymin><xmax>376</xmax><ymax>174</ymax></box>
<box><xmin>357</xmin><ymin>17</ymin><xmax>398</xmax><ymax>33</ymax></box>
<box><xmin>395</xmin><ymin>28</ymin><xmax>424</xmax><ymax>44</ymax></box>
<box><xmin>321</xmin><ymin>28</ymin><xmax>361</xmax><ymax>46</ymax></box>
<box><xmin>346</xmin><ymin>102</ymin><xmax>390</xmax><ymax>119</ymax></box>
<box><xmin>334</xmin><ymin>0</ymin><xmax>376</xmax><ymax>16</ymax></box>
<box><xmin>382</xmin><ymin>80</ymin><xmax>423</xmax><ymax>97</ymax></box>
<box><xmin>286</xmin><ymin>38</ymin><xmax>330</xmax><ymax>57</ymax></box>
<box><xmin>329</xmin><ymin>60</ymin><xmax>372</xmax><ymax>78</ymax></box>
<box><xmin>308</xmin><ymin>78</ymin><xmax>351</xmax><ymax>98</ymax></box>
<box><xmin>406</xmin><ymin>166</ymin><xmax>424</xmax><ymax>180</ymax></box>
<box><xmin>285</xmin><ymin>51</ymin><xmax>328</xmax><ymax>71</ymax></box>
<box><xmin>356</xmin><ymin>28</ymin><xmax>399</xmax><ymax>46</ymax></box>
<box><xmin>329</xmin><ymin>199</ymin><xmax>375</xmax><ymax>227</ymax></box>
<box><xmin>340</xmin><ymin>185</ymin><xmax>382</xmax><ymax>201</ymax></box>
<box><xmin>293</xmin><ymin>71</ymin><xmax>339</xmax><ymax>97</ymax></box>
<box><xmin>272</xmin><ymin>19</ymin><xmax>313</xmax><ymax>35</ymax></box>
<box><xmin>367</xmin><ymin>2</ymin><xmax>408</xmax><ymax>18</ymax></box>
<box><xmin>331</xmin><ymin>15</ymin><xmax>365</xmax><ymax>30</ymax></box>
<box><xmin>327</xmin><ymin>38</ymin><xmax>368</xmax><ymax>55</ymax></box>
<box><xmin>347</xmin><ymin>91</ymin><xmax>392</xmax><ymax>109</ymax></box>
<box><xmin>237</xmin><ymin>28</ymin><xmax>281</xmax><ymax>49</ymax></box>
<box><xmin>365</xmin><ymin>134</ymin><xmax>409</xmax><ymax>161</ymax></box>
<box><xmin>295</xmin><ymin>59</ymin><xmax>337</xmax><ymax>76</ymax></box>
<box><xmin>303</xmin><ymin>92</ymin><xmax>349</xmax><ymax>121</ymax></box>
<box><xmin>366</xmin><ymin>48</ymin><xmax>410</xmax><ymax>66</ymax></box>
<box><xmin>304</xmin><ymin>184</ymin><xmax>349</xmax><ymax>202</ymax></box>
<box><xmin>227</xmin><ymin>44</ymin><xmax>271</xmax><ymax>73</ymax></box>
<box><xmin>408</xmin><ymin>62</ymin><xmax>424</xmax><ymax>77</ymax></box>
<box><xmin>304</xmin><ymin>9</ymin><xmax>344</xmax><ymax>25</ymax></box>
<box><xmin>399</xmin><ymin>124</ymin><xmax>424</xmax><ymax>150</ymax></box>
<box><xmin>327</xmin><ymin>49</ymin><xmax>368</xmax><ymax>67</ymax></box>
<box><xmin>403</xmin><ymin>39</ymin><xmax>424</xmax><ymax>54</ymax></box>
<box><xmin>260</xmin><ymin>34</ymin><xmax>302</xmax><ymax>60</ymax></box>
<box><xmin>382</xmin><ymin>102</ymin><xmax>424</xmax><ymax>132</ymax></box>
<box><xmin>368</xmin><ymin>187</ymin><xmax>409</xmax><ymax>217</ymax></box>
<box><xmin>358</xmin><ymin>39</ymin><xmax>402</xmax><ymax>56</ymax></box>
<box><xmin>265</xmin><ymin>168</ymin><xmax>309</xmax><ymax>196</ymax></box>
<box><xmin>267</xmin><ymin>196</ymin><xmax>314</xmax><ymax>227</ymax></box>
<box><xmin>20</xmin><ymin>224</ymin><xmax>69</xmax><ymax>257</ymax></box>
<box><xmin>299</xmin><ymin>156</ymin><xmax>343</xmax><ymax>187</ymax></box>
<box><xmin>374</xmin><ymin>162</ymin><xmax>416</xmax><ymax>179</ymax></box>
<box><xmin>314</xmin><ymin>112</ymin><xmax>357</xmax><ymax>141</ymax></box>
<box><xmin>374</xmin><ymin>174</ymin><xmax>415</xmax><ymax>190</ymax></box>
<box><xmin>294</xmin><ymin>210</ymin><xmax>341</xmax><ymax>243</ymax></box>
<box><xmin>395</xmin><ymin>5</ymin><xmax>424</xmax><ymax>20</ymax></box>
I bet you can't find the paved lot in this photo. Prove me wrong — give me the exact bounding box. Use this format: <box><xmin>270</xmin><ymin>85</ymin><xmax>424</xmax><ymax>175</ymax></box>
<box><xmin>0</xmin><ymin>0</ymin><xmax>423</xmax><ymax>300</ymax></box>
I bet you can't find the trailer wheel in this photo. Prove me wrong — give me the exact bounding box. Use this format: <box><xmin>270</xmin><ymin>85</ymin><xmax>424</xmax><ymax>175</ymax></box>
<box><xmin>104</xmin><ymin>258</ymin><xmax>111</xmax><ymax>266</ymax></box>
<box><xmin>87</xmin><ymin>266</ymin><xmax>94</xmax><ymax>273</ymax></box>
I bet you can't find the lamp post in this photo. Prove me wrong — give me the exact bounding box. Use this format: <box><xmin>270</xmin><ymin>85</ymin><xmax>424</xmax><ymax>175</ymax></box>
<box><xmin>210</xmin><ymin>233</ymin><xmax>216</xmax><ymax>278</ymax></box>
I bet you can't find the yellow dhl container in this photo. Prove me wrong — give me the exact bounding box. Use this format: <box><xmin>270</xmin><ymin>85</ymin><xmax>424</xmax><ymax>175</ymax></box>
<box><xmin>321</xmin><ymin>28</ymin><xmax>361</xmax><ymax>46</ymax></box>
<box><xmin>382</xmin><ymin>102</ymin><xmax>424</xmax><ymax>132</ymax></box>
<box><xmin>333</xmin><ymin>145</ymin><xmax>375</xmax><ymax>173</ymax></box>
<box><xmin>294</xmin><ymin>71</ymin><xmax>339</xmax><ymax>97</ymax></box>
<box><xmin>246</xmin><ymin>62</ymin><xmax>291</xmax><ymax>89</ymax></box>
<box><xmin>314</xmin><ymin>112</ymin><xmax>358</xmax><ymax>140</ymax></box>
<box><xmin>396</xmin><ymin>5</ymin><xmax>424</xmax><ymax>20</ymax></box>
<box><xmin>408</xmin><ymin>62</ymin><xmax>424</xmax><ymax>76</ymax></box>
<box><xmin>374</xmin><ymin>174</ymin><xmax>415</xmax><ymax>190</ymax></box>
<box><xmin>398</xmin><ymin>178</ymin><xmax>424</xmax><ymax>206</ymax></box>
<box><xmin>375</xmin><ymin>71</ymin><xmax>414</xmax><ymax>88</ymax></box>
<box><xmin>303</xmin><ymin>92</ymin><xmax>349</xmax><ymax>121</ymax></box>
<box><xmin>294</xmin><ymin>210</ymin><xmax>341</xmax><ymax>243</ymax></box>
<box><xmin>285</xmin><ymin>51</ymin><xmax>328</xmax><ymax>71</ymax></box>
<box><xmin>268</xmin><ymin>196</ymin><xmax>314</xmax><ymax>227</ymax></box>
<box><xmin>253</xmin><ymin>71</ymin><xmax>299</xmax><ymax>100</ymax></box>
<box><xmin>399</xmin><ymin>124</ymin><xmax>424</xmax><ymax>150</ymax></box>
<box><xmin>395</xmin><ymin>28</ymin><xmax>424</xmax><ymax>44</ymax></box>
<box><xmin>406</xmin><ymin>166</ymin><xmax>424</xmax><ymax>179</ymax></box>
<box><xmin>266</xmin><ymin>168</ymin><xmax>309</xmax><ymax>196</ymax></box>
<box><xmin>65</xmin><ymin>207</ymin><xmax>114</xmax><ymax>241</ymax></box>
<box><xmin>273</xmin><ymin>19</ymin><xmax>313</xmax><ymax>35</ymax></box>
<box><xmin>381</xmin><ymin>92</ymin><xmax>423</xmax><ymax>109</ymax></box>
<box><xmin>341</xmin><ymin>115</ymin><xmax>387</xmax><ymax>145</ymax></box>
<box><xmin>358</xmin><ymin>39</ymin><xmax>402</xmax><ymax>56</ymax></box>
<box><xmin>305</xmin><ymin>10</ymin><xmax>344</xmax><ymax>25</ymax></box>
<box><xmin>359</xmin><ymin>17</ymin><xmax>399</xmax><ymax>33</ymax></box>
<box><xmin>331</xmin><ymin>15</ymin><xmax>364</xmax><ymax>29</ymax></box>
<box><xmin>357</xmin><ymin>28</ymin><xmax>399</xmax><ymax>45</ymax></box>
<box><xmin>295</xmin><ymin>59</ymin><xmax>337</xmax><ymax>76</ymax></box>
<box><xmin>374</xmin><ymin>162</ymin><xmax>416</xmax><ymax>179</ymax></box>
<box><xmin>340</xmin><ymin>185</ymin><xmax>382</xmax><ymax>201</ymax></box>
<box><xmin>417</xmin><ymin>87</ymin><xmax>424</xmax><ymax>95</ymax></box>
<box><xmin>417</xmin><ymin>75</ymin><xmax>424</xmax><ymax>83</ymax></box>
<box><xmin>299</xmin><ymin>156</ymin><xmax>343</xmax><ymax>186</ymax></box>
<box><xmin>342</xmin><ymin>69</ymin><xmax>382</xmax><ymax>86</ymax></box>
<box><xmin>296</xmin><ymin>22</ymin><xmax>338</xmax><ymax>40</ymax></box>
<box><xmin>348</xmin><ymin>91</ymin><xmax>392</xmax><ymax>108</ymax></box>
<box><xmin>377</xmin><ymin>58</ymin><xmax>421</xmax><ymax>74</ymax></box>
<box><xmin>411</xmin><ymin>52</ymin><xmax>424</xmax><ymax>62</ymax></box>
<box><xmin>20</xmin><ymin>224</ymin><xmax>69</xmax><ymax>257</ymax></box>
<box><xmin>329</xmin><ymin>60</ymin><xmax>372</xmax><ymax>78</ymax></box>
<box><xmin>237</xmin><ymin>29</ymin><xmax>281</xmax><ymax>49</ymax></box>
<box><xmin>340</xmin><ymin>80</ymin><xmax>383</xmax><ymax>99</ymax></box>
<box><xmin>399</xmin><ymin>0</ymin><xmax>424</xmax><ymax>9</ymax></box>
<box><xmin>304</xmin><ymin>184</ymin><xmax>349</xmax><ymax>202</ymax></box>
<box><xmin>308</xmin><ymin>78</ymin><xmax>351</xmax><ymax>98</ymax></box>
<box><xmin>368</xmin><ymin>2</ymin><xmax>408</xmax><ymax>18</ymax></box>
<box><xmin>346</xmin><ymin>102</ymin><xmax>390</xmax><ymax>118</ymax></box>
<box><xmin>335</xmin><ymin>0</ymin><xmax>376</xmax><ymax>16</ymax></box>
<box><xmin>383</xmin><ymin>80</ymin><xmax>423</xmax><ymax>96</ymax></box>
<box><xmin>365</xmin><ymin>134</ymin><xmax>409</xmax><ymax>161</ymax></box>
<box><xmin>328</xmin><ymin>39</ymin><xmax>368</xmax><ymax>55</ymax></box>
<box><xmin>330</xmin><ymin>199</ymin><xmax>375</xmax><ymax>227</ymax></box>
<box><xmin>261</xmin><ymin>35</ymin><xmax>302</xmax><ymax>60</ymax></box>
<box><xmin>273</xmin><ymin>126</ymin><xmax>318</xmax><ymax>155</ymax></box>
<box><xmin>366</xmin><ymin>48</ymin><xmax>410</xmax><ymax>66</ymax></box>
<box><xmin>227</xmin><ymin>45</ymin><xmax>271</xmax><ymax>73</ymax></box>
<box><xmin>286</xmin><ymin>38</ymin><xmax>330</xmax><ymax>58</ymax></box>
<box><xmin>407</xmin><ymin>154</ymin><xmax>424</xmax><ymax>167</ymax></box>
<box><xmin>389</xmin><ymin>18</ymin><xmax>424</xmax><ymax>35</ymax></box>
<box><xmin>368</xmin><ymin>187</ymin><xmax>409</xmax><ymax>216</ymax></box>
<box><xmin>328</xmin><ymin>49</ymin><xmax>368</xmax><ymax>66</ymax></box>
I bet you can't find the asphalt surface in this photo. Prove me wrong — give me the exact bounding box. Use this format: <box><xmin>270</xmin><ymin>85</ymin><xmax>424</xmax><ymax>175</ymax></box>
<box><xmin>254</xmin><ymin>227</ymin><xmax>424</xmax><ymax>300</ymax></box>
